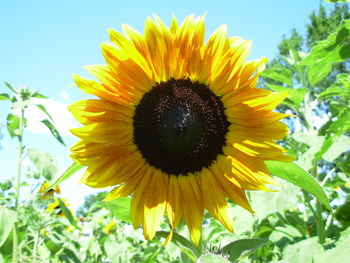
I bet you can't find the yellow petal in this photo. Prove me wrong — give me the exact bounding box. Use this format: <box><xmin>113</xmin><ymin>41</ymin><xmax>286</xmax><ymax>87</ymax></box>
<box><xmin>178</xmin><ymin>175</ymin><xmax>203</xmax><ymax>246</ymax></box>
<box><xmin>72</xmin><ymin>74</ymin><xmax>131</xmax><ymax>105</ymax></box>
<box><xmin>103</xmin><ymin>164</ymin><xmax>147</xmax><ymax>201</ymax></box>
<box><xmin>211</xmin><ymin>165</ymin><xmax>253</xmax><ymax>213</ymax></box>
<box><xmin>130</xmin><ymin>167</ymin><xmax>153</xmax><ymax>229</ymax></box>
<box><xmin>69</xmin><ymin>99</ymin><xmax>133</xmax><ymax>125</ymax></box>
<box><xmin>166</xmin><ymin>175</ymin><xmax>183</xmax><ymax>229</ymax></box>
<box><xmin>143</xmin><ymin>170</ymin><xmax>167</xmax><ymax>240</ymax></box>
<box><xmin>70</xmin><ymin>122</ymin><xmax>132</xmax><ymax>143</ymax></box>
<box><xmin>200</xmin><ymin>169</ymin><xmax>233</xmax><ymax>232</ymax></box>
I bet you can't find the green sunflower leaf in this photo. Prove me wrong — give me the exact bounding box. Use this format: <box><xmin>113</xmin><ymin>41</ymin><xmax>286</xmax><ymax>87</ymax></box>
<box><xmin>32</xmin><ymin>92</ymin><xmax>48</xmax><ymax>99</ymax></box>
<box><xmin>35</xmin><ymin>104</ymin><xmax>54</xmax><ymax>122</ymax></box>
<box><xmin>221</xmin><ymin>238</ymin><xmax>268</xmax><ymax>262</ymax></box>
<box><xmin>44</xmin><ymin>162</ymin><xmax>84</xmax><ymax>194</ymax></box>
<box><xmin>106</xmin><ymin>197</ymin><xmax>131</xmax><ymax>223</ymax></box>
<box><xmin>4</xmin><ymin>82</ymin><xmax>18</xmax><ymax>94</ymax></box>
<box><xmin>0</xmin><ymin>206</ymin><xmax>17</xmax><ymax>247</ymax></box>
<box><xmin>325</xmin><ymin>0</ymin><xmax>350</xmax><ymax>3</ymax></box>
<box><xmin>6</xmin><ymin>113</ymin><xmax>26</xmax><ymax>138</ymax></box>
<box><xmin>6</xmin><ymin>113</ymin><xmax>20</xmax><ymax>138</ymax></box>
<box><xmin>0</xmin><ymin>93</ymin><xmax>10</xmax><ymax>101</ymax></box>
<box><xmin>302</xmin><ymin>19</ymin><xmax>350</xmax><ymax>85</ymax></box>
<box><xmin>27</xmin><ymin>148</ymin><xmax>57</xmax><ymax>181</ymax></box>
<box><xmin>198</xmin><ymin>254</ymin><xmax>230</xmax><ymax>263</ymax></box>
<box><xmin>314</xmin><ymin>227</ymin><xmax>350</xmax><ymax>263</ymax></box>
<box><xmin>57</xmin><ymin>197</ymin><xmax>76</xmax><ymax>227</ymax></box>
<box><xmin>318</xmin><ymin>74</ymin><xmax>350</xmax><ymax>99</ymax></box>
<box><xmin>265</xmin><ymin>161</ymin><xmax>331</xmax><ymax>211</ymax></box>
<box><xmin>265</xmin><ymin>84</ymin><xmax>307</xmax><ymax>108</ymax></box>
<box><xmin>156</xmin><ymin>231</ymin><xmax>199</xmax><ymax>260</ymax></box>
<box><xmin>262</xmin><ymin>67</ymin><xmax>293</xmax><ymax>86</ymax></box>
<box><xmin>41</xmin><ymin>119</ymin><xmax>66</xmax><ymax>146</ymax></box>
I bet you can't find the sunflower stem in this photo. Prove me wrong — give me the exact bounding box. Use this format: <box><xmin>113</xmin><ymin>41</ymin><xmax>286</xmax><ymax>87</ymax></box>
<box><xmin>311</xmin><ymin>162</ymin><xmax>326</xmax><ymax>244</ymax></box>
<box><xmin>13</xmin><ymin>107</ymin><xmax>25</xmax><ymax>263</ymax></box>
<box><xmin>32</xmin><ymin>230</ymin><xmax>39</xmax><ymax>263</ymax></box>
<box><xmin>297</xmin><ymin>65</ymin><xmax>327</xmax><ymax>244</ymax></box>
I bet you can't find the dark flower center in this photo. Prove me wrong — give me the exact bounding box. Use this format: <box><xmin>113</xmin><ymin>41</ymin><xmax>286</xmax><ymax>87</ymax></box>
<box><xmin>133</xmin><ymin>78</ymin><xmax>230</xmax><ymax>175</ymax></box>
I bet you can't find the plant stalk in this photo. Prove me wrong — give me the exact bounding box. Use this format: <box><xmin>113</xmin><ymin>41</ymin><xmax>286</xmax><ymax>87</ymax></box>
<box><xmin>311</xmin><ymin>162</ymin><xmax>326</xmax><ymax>244</ymax></box>
<box><xmin>32</xmin><ymin>231</ymin><xmax>39</xmax><ymax>263</ymax></box>
<box><xmin>13</xmin><ymin>107</ymin><xmax>25</xmax><ymax>263</ymax></box>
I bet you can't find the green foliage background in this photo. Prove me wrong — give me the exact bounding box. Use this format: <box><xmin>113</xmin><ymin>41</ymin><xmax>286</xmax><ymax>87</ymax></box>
<box><xmin>1</xmin><ymin>2</ymin><xmax>350</xmax><ymax>262</ymax></box>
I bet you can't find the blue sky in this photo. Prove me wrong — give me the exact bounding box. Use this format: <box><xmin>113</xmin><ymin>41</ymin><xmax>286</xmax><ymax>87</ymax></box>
<box><xmin>0</xmin><ymin>0</ymin><xmax>338</xmax><ymax>209</ymax></box>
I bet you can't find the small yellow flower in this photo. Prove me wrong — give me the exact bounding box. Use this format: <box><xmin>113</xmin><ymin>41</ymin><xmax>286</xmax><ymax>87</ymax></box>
<box><xmin>39</xmin><ymin>182</ymin><xmax>61</xmax><ymax>200</ymax></box>
<box><xmin>345</xmin><ymin>181</ymin><xmax>350</xmax><ymax>189</ymax></box>
<box><xmin>102</xmin><ymin>220</ymin><xmax>117</xmax><ymax>234</ymax></box>
<box><xmin>45</xmin><ymin>197</ymin><xmax>71</xmax><ymax>217</ymax></box>
<box><xmin>66</xmin><ymin>225</ymin><xmax>76</xmax><ymax>232</ymax></box>
<box><xmin>39</xmin><ymin>228</ymin><xmax>49</xmax><ymax>236</ymax></box>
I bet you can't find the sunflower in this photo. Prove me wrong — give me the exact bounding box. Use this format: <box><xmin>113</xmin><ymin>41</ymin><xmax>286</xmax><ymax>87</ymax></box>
<box><xmin>45</xmin><ymin>197</ymin><xmax>70</xmax><ymax>217</ymax></box>
<box><xmin>69</xmin><ymin>14</ymin><xmax>293</xmax><ymax>245</ymax></box>
<box><xmin>39</xmin><ymin>181</ymin><xmax>61</xmax><ymax>200</ymax></box>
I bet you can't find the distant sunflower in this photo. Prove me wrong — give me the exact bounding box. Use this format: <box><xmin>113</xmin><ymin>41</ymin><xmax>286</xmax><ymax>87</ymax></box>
<box><xmin>69</xmin><ymin>14</ymin><xmax>293</xmax><ymax>245</ymax></box>
<box><xmin>39</xmin><ymin>182</ymin><xmax>61</xmax><ymax>200</ymax></box>
<box><xmin>45</xmin><ymin>197</ymin><xmax>71</xmax><ymax>217</ymax></box>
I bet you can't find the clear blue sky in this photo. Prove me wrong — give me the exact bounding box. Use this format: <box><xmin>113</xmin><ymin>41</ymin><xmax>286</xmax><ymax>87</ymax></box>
<box><xmin>0</xmin><ymin>0</ymin><xmax>338</xmax><ymax>209</ymax></box>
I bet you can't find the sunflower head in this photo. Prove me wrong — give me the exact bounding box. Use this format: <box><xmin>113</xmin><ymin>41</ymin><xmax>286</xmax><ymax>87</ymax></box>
<box><xmin>39</xmin><ymin>182</ymin><xmax>61</xmax><ymax>200</ymax></box>
<box><xmin>70</xmin><ymin>14</ymin><xmax>293</xmax><ymax>246</ymax></box>
<box><xmin>45</xmin><ymin>197</ymin><xmax>70</xmax><ymax>217</ymax></box>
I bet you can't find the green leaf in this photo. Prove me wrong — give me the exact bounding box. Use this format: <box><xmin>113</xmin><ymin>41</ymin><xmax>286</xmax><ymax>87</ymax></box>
<box><xmin>27</xmin><ymin>148</ymin><xmax>57</xmax><ymax>181</ymax></box>
<box><xmin>315</xmin><ymin>227</ymin><xmax>350</xmax><ymax>263</ymax></box>
<box><xmin>251</xmin><ymin>179</ymin><xmax>300</xmax><ymax>220</ymax></box>
<box><xmin>44</xmin><ymin>162</ymin><xmax>84</xmax><ymax>193</ymax></box>
<box><xmin>45</xmin><ymin>239</ymin><xmax>63</xmax><ymax>255</ymax></box>
<box><xmin>325</xmin><ymin>0</ymin><xmax>350</xmax><ymax>3</ymax></box>
<box><xmin>262</xmin><ymin>67</ymin><xmax>293</xmax><ymax>86</ymax></box>
<box><xmin>156</xmin><ymin>231</ymin><xmax>199</xmax><ymax>260</ymax></box>
<box><xmin>6</xmin><ymin>114</ymin><xmax>20</xmax><ymax>138</ymax></box>
<box><xmin>266</xmin><ymin>85</ymin><xmax>307</xmax><ymax>107</ymax></box>
<box><xmin>0</xmin><ymin>93</ymin><xmax>10</xmax><ymax>101</ymax></box>
<box><xmin>302</xmin><ymin>20</ymin><xmax>350</xmax><ymax>80</ymax></box>
<box><xmin>198</xmin><ymin>254</ymin><xmax>230</xmax><ymax>263</ymax></box>
<box><xmin>32</xmin><ymin>92</ymin><xmax>48</xmax><ymax>99</ymax></box>
<box><xmin>307</xmin><ymin>62</ymin><xmax>332</xmax><ymax>87</ymax></box>
<box><xmin>59</xmin><ymin>248</ymin><xmax>82</xmax><ymax>263</ymax></box>
<box><xmin>35</xmin><ymin>104</ymin><xmax>54</xmax><ymax>122</ymax></box>
<box><xmin>315</xmin><ymin>108</ymin><xmax>350</xmax><ymax>162</ymax></box>
<box><xmin>327</xmin><ymin>108</ymin><xmax>350</xmax><ymax>135</ymax></box>
<box><xmin>282</xmin><ymin>237</ymin><xmax>323</xmax><ymax>263</ymax></box>
<box><xmin>292</xmin><ymin>133</ymin><xmax>325</xmax><ymax>171</ymax></box>
<box><xmin>265</xmin><ymin>161</ymin><xmax>331</xmax><ymax>211</ymax></box>
<box><xmin>57</xmin><ymin>198</ymin><xmax>76</xmax><ymax>227</ymax></box>
<box><xmin>103</xmin><ymin>235</ymin><xmax>125</xmax><ymax>262</ymax></box>
<box><xmin>106</xmin><ymin>198</ymin><xmax>131</xmax><ymax>223</ymax></box>
<box><xmin>253</xmin><ymin>226</ymin><xmax>275</xmax><ymax>238</ymax></box>
<box><xmin>87</xmin><ymin>237</ymin><xmax>102</xmax><ymax>257</ymax></box>
<box><xmin>270</xmin><ymin>225</ymin><xmax>303</xmax><ymax>245</ymax></box>
<box><xmin>322</xmin><ymin>135</ymin><xmax>350</xmax><ymax>162</ymax></box>
<box><xmin>41</xmin><ymin>119</ymin><xmax>66</xmax><ymax>146</ymax></box>
<box><xmin>318</xmin><ymin>74</ymin><xmax>350</xmax><ymax>99</ymax></box>
<box><xmin>221</xmin><ymin>238</ymin><xmax>268</xmax><ymax>262</ymax></box>
<box><xmin>4</xmin><ymin>82</ymin><xmax>18</xmax><ymax>94</ymax></box>
<box><xmin>0</xmin><ymin>207</ymin><xmax>17</xmax><ymax>247</ymax></box>
<box><xmin>37</xmin><ymin>243</ymin><xmax>51</xmax><ymax>261</ymax></box>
